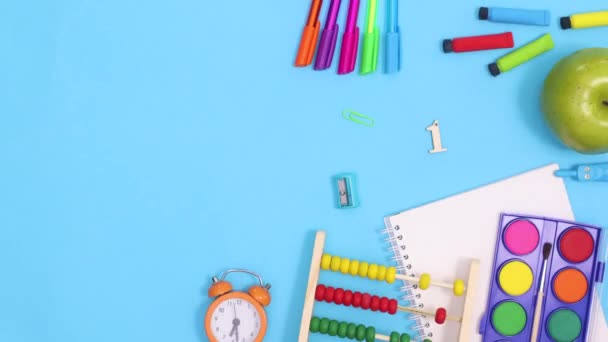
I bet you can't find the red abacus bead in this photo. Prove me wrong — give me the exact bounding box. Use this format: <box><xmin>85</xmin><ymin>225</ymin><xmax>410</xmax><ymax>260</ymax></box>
<box><xmin>343</xmin><ymin>290</ymin><xmax>353</xmax><ymax>306</ymax></box>
<box><xmin>324</xmin><ymin>287</ymin><xmax>335</xmax><ymax>303</ymax></box>
<box><xmin>370</xmin><ymin>296</ymin><xmax>381</xmax><ymax>311</ymax></box>
<box><xmin>334</xmin><ymin>288</ymin><xmax>345</xmax><ymax>305</ymax></box>
<box><xmin>379</xmin><ymin>297</ymin><xmax>389</xmax><ymax>312</ymax></box>
<box><xmin>361</xmin><ymin>293</ymin><xmax>372</xmax><ymax>310</ymax></box>
<box><xmin>388</xmin><ymin>299</ymin><xmax>398</xmax><ymax>314</ymax></box>
<box><xmin>352</xmin><ymin>292</ymin><xmax>362</xmax><ymax>307</ymax></box>
<box><xmin>315</xmin><ymin>285</ymin><xmax>326</xmax><ymax>301</ymax></box>
<box><xmin>435</xmin><ymin>308</ymin><xmax>447</xmax><ymax>325</ymax></box>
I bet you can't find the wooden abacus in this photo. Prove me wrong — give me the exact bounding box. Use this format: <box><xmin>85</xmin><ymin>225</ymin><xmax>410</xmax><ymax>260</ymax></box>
<box><xmin>298</xmin><ymin>231</ymin><xmax>480</xmax><ymax>342</ymax></box>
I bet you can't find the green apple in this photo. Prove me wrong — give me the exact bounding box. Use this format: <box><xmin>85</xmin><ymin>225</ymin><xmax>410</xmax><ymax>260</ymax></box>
<box><xmin>542</xmin><ymin>48</ymin><xmax>608</xmax><ymax>154</ymax></box>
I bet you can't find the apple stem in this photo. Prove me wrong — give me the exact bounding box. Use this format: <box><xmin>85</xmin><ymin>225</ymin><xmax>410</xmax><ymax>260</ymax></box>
<box><xmin>604</xmin><ymin>100</ymin><xmax>608</xmax><ymax>106</ymax></box>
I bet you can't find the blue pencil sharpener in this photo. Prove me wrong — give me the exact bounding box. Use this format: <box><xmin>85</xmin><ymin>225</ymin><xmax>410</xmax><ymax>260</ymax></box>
<box><xmin>333</xmin><ymin>173</ymin><xmax>359</xmax><ymax>209</ymax></box>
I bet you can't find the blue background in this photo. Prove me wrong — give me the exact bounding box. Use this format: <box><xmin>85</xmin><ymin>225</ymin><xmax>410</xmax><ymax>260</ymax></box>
<box><xmin>1</xmin><ymin>0</ymin><xmax>608</xmax><ymax>341</ymax></box>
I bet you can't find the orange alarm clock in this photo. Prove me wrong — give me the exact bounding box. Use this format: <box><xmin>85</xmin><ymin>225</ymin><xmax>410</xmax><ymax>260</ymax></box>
<box><xmin>205</xmin><ymin>269</ymin><xmax>271</xmax><ymax>342</ymax></box>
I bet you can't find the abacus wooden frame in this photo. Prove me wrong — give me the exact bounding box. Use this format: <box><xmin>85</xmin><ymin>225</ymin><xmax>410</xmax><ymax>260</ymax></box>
<box><xmin>297</xmin><ymin>230</ymin><xmax>480</xmax><ymax>342</ymax></box>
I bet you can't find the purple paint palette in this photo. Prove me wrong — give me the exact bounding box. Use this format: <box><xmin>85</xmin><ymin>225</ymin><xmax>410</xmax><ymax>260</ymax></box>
<box><xmin>480</xmin><ymin>214</ymin><xmax>606</xmax><ymax>341</ymax></box>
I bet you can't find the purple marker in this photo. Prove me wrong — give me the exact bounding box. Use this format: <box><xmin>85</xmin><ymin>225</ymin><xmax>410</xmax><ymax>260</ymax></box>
<box><xmin>314</xmin><ymin>0</ymin><xmax>342</xmax><ymax>70</ymax></box>
<box><xmin>338</xmin><ymin>0</ymin><xmax>360</xmax><ymax>74</ymax></box>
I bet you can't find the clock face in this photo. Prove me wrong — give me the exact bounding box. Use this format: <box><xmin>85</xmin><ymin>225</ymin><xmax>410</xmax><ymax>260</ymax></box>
<box><xmin>210</xmin><ymin>297</ymin><xmax>262</xmax><ymax>342</ymax></box>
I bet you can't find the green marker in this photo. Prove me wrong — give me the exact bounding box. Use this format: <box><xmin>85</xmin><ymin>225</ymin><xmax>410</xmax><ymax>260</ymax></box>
<box><xmin>360</xmin><ymin>0</ymin><xmax>379</xmax><ymax>75</ymax></box>
<box><xmin>489</xmin><ymin>33</ymin><xmax>554</xmax><ymax>76</ymax></box>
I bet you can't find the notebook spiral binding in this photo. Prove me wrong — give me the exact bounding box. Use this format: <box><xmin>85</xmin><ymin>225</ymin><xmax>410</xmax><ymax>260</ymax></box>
<box><xmin>382</xmin><ymin>225</ymin><xmax>433</xmax><ymax>342</ymax></box>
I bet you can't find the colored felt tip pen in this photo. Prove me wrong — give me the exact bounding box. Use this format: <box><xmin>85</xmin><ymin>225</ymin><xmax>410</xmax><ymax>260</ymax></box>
<box><xmin>385</xmin><ymin>0</ymin><xmax>400</xmax><ymax>74</ymax></box>
<box><xmin>360</xmin><ymin>0</ymin><xmax>379</xmax><ymax>75</ymax></box>
<box><xmin>555</xmin><ymin>163</ymin><xmax>608</xmax><ymax>182</ymax></box>
<box><xmin>479</xmin><ymin>7</ymin><xmax>550</xmax><ymax>26</ymax></box>
<box><xmin>488</xmin><ymin>33</ymin><xmax>554</xmax><ymax>77</ymax></box>
<box><xmin>314</xmin><ymin>0</ymin><xmax>342</xmax><ymax>70</ymax></box>
<box><xmin>443</xmin><ymin>32</ymin><xmax>514</xmax><ymax>53</ymax></box>
<box><xmin>338</xmin><ymin>0</ymin><xmax>361</xmax><ymax>75</ymax></box>
<box><xmin>561</xmin><ymin>11</ymin><xmax>608</xmax><ymax>30</ymax></box>
<box><xmin>295</xmin><ymin>0</ymin><xmax>323</xmax><ymax>67</ymax></box>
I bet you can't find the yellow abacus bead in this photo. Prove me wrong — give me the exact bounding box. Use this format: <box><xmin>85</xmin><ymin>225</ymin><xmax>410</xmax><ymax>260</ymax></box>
<box><xmin>358</xmin><ymin>262</ymin><xmax>369</xmax><ymax>278</ymax></box>
<box><xmin>453</xmin><ymin>279</ymin><xmax>465</xmax><ymax>296</ymax></box>
<box><xmin>331</xmin><ymin>256</ymin><xmax>342</xmax><ymax>272</ymax></box>
<box><xmin>419</xmin><ymin>273</ymin><xmax>431</xmax><ymax>290</ymax></box>
<box><xmin>376</xmin><ymin>265</ymin><xmax>387</xmax><ymax>282</ymax></box>
<box><xmin>386</xmin><ymin>267</ymin><xmax>397</xmax><ymax>284</ymax></box>
<box><xmin>340</xmin><ymin>258</ymin><xmax>350</xmax><ymax>274</ymax></box>
<box><xmin>349</xmin><ymin>260</ymin><xmax>360</xmax><ymax>276</ymax></box>
<box><xmin>321</xmin><ymin>254</ymin><xmax>332</xmax><ymax>270</ymax></box>
<box><xmin>367</xmin><ymin>264</ymin><xmax>378</xmax><ymax>280</ymax></box>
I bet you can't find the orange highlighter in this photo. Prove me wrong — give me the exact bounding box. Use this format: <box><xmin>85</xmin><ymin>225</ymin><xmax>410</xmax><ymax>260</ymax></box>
<box><xmin>295</xmin><ymin>0</ymin><xmax>323</xmax><ymax>67</ymax></box>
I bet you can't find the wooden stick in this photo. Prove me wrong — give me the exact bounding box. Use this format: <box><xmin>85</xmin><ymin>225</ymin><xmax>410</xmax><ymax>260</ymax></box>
<box><xmin>298</xmin><ymin>231</ymin><xmax>326</xmax><ymax>342</ymax></box>
<box><xmin>395</xmin><ymin>274</ymin><xmax>462</xmax><ymax>291</ymax></box>
<box><xmin>375</xmin><ymin>334</ymin><xmax>390</xmax><ymax>341</ymax></box>
<box><xmin>398</xmin><ymin>306</ymin><xmax>462</xmax><ymax>322</ymax></box>
<box><xmin>457</xmin><ymin>259</ymin><xmax>480</xmax><ymax>342</ymax></box>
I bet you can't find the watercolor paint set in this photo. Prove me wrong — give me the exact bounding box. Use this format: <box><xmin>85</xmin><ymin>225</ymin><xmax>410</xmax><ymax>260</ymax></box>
<box><xmin>480</xmin><ymin>214</ymin><xmax>606</xmax><ymax>341</ymax></box>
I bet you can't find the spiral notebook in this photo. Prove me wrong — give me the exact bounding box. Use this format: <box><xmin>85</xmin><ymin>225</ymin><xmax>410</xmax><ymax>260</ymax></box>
<box><xmin>382</xmin><ymin>164</ymin><xmax>608</xmax><ymax>341</ymax></box>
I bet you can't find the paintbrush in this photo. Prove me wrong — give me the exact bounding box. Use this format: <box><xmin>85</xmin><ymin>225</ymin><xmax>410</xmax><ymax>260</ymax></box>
<box><xmin>530</xmin><ymin>243</ymin><xmax>552</xmax><ymax>341</ymax></box>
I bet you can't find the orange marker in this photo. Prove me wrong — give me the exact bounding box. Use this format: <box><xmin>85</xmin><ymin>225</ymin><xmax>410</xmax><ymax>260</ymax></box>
<box><xmin>295</xmin><ymin>0</ymin><xmax>323</xmax><ymax>67</ymax></box>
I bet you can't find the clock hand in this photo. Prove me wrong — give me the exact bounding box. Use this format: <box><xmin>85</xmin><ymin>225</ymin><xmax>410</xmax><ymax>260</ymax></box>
<box><xmin>229</xmin><ymin>307</ymin><xmax>241</xmax><ymax>340</ymax></box>
<box><xmin>232</xmin><ymin>306</ymin><xmax>240</xmax><ymax>342</ymax></box>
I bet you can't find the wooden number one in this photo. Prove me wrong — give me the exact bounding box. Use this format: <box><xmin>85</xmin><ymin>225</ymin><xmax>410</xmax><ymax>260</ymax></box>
<box><xmin>426</xmin><ymin>120</ymin><xmax>447</xmax><ymax>154</ymax></box>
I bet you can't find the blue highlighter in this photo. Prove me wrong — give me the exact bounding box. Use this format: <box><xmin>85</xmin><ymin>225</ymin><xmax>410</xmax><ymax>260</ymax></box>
<box><xmin>555</xmin><ymin>162</ymin><xmax>608</xmax><ymax>182</ymax></box>
<box><xmin>479</xmin><ymin>7</ymin><xmax>550</xmax><ymax>26</ymax></box>
<box><xmin>385</xmin><ymin>0</ymin><xmax>400</xmax><ymax>74</ymax></box>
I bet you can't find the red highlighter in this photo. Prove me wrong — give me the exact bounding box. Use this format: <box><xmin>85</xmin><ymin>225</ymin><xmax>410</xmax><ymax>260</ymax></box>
<box><xmin>443</xmin><ymin>32</ymin><xmax>514</xmax><ymax>53</ymax></box>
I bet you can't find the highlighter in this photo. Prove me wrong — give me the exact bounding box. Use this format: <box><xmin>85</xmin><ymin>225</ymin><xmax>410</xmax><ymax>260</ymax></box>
<box><xmin>488</xmin><ymin>33</ymin><xmax>554</xmax><ymax>77</ymax></box>
<box><xmin>295</xmin><ymin>0</ymin><xmax>323</xmax><ymax>67</ymax></box>
<box><xmin>360</xmin><ymin>0</ymin><xmax>379</xmax><ymax>75</ymax></box>
<box><xmin>443</xmin><ymin>32</ymin><xmax>514</xmax><ymax>53</ymax></box>
<box><xmin>385</xmin><ymin>0</ymin><xmax>400</xmax><ymax>74</ymax></box>
<box><xmin>561</xmin><ymin>11</ymin><xmax>608</xmax><ymax>30</ymax></box>
<box><xmin>555</xmin><ymin>163</ymin><xmax>608</xmax><ymax>182</ymax></box>
<box><xmin>314</xmin><ymin>0</ymin><xmax>342</xmax><ymax>70</ymax></box>
<box><xmin>479</xmin><ymin>7</ymin><xmax>550</xmax><ymax>26</ymax></box>
<box><xmin>338</xmin><ymin>0</ymin><xmax>361</xmax><ymax>75</ymax></box>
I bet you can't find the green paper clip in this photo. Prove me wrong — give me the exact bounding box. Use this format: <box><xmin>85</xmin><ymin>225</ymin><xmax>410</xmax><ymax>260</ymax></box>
<box><xmin>360</xmin><ymin>0</ymin><xmax>379</xmax><ymax>75</ymax></box>
<box><xmin>342</xmin><ymin>110</ymin><xmax>375</xmax><ymax>127</ymax></box>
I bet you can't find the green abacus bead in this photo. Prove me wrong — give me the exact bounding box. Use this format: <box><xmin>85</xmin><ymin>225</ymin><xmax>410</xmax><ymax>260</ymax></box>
<box><xmin>319</xmin><ymin>318</ymin><xmax>330</xmax><ymax>334</ymax></box>
<box><xmin>356</xmin><ymin>325</ymin><xmax>366</xmax><ymax>341</ymax></box>
<box><xmin>328</xmin><ymin>320</ymin><xmax>339</xmax><ymax>336</ymax></box>
<box><xmin>365</xmin><ymin>326</ymin><xmax>376</xmax><ymax>342</ymax></box>
<box><xmin>347</xmin><ymin>323</ymin><xmax>357</xmax><ymax>339</ymax></box>
<box><xmin>390</xmin><ymin>332</ymin><xmax>400</xmax><ymax>342</ymax></box>
<box><xmin>422</xmin><ymin>339</ymin><xmax>431</xmax><ymax>342</ymax></box>
<box><xmin>401</xmin><ymin>334</ymin><xmax>411</xmax><ymax>342</ymax></box>
<box><xmin>310</xmin><ymin>317</ymin><xmax>321</xmax><ymax>333</ymax></box>
<box><xmin>338</xmin><ymin>322</ymin><xmax>348</xmax><ymax>338</ymax></box>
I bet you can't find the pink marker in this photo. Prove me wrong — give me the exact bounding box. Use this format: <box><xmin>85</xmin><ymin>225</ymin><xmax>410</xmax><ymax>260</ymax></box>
<box><xmin>338</xmin><ymin>0</ymin><xmax>360</xmax><ymax>74</ymax></box>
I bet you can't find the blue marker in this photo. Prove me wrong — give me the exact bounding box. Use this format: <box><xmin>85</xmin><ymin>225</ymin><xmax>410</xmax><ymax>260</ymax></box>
<box><xmin>384</xmin><ymin>0</ymin><xmax>400</xmax><ymax>74</ymax></box>
<box><xmin>479</xmin><ymin>7</ymin><xmax>550</xmax><ymax>26</ymax></box>
<box><xmin>555</xmin><ymin>162</ymin><xmax>608</xmax><ymax>182</ymax></box>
